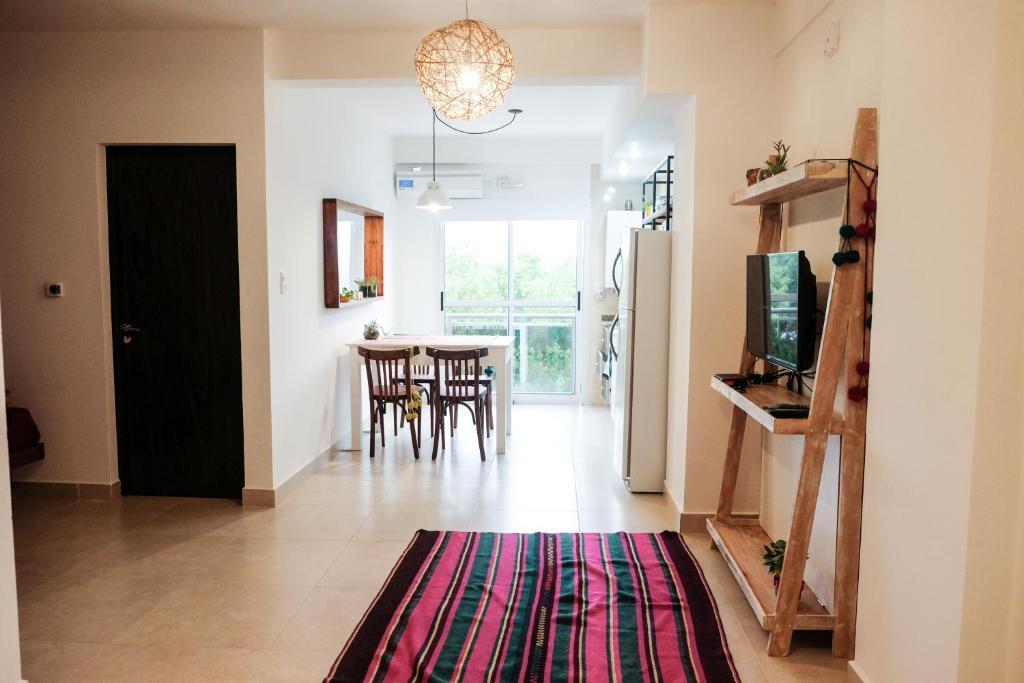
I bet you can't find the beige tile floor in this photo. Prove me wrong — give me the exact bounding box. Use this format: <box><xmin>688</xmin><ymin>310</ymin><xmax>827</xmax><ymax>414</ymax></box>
<box><xmin>13</xmin><ymin>405</ymin><xmax>849</xmax><ymax>681</ymax></box>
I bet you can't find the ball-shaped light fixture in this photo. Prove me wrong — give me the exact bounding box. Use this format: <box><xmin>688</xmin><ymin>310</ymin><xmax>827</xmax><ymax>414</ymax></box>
<box><xmin>415</xmin><ymin>19</ymin><xmax>516</xmax><ymax>120</ymax></box>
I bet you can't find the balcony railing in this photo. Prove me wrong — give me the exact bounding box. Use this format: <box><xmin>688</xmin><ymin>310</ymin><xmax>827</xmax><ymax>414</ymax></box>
<box><xmin>445</xmin><ymin>309</ymin><xmax>576</xmax><ymax>394</ymax></box>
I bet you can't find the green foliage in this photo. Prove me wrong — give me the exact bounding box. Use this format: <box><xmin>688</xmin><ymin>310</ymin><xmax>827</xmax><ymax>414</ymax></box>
<box><xmin>762</xmin><ymin>539</ymin><xmax>787</xmax><ymax>577</ymax></box>
<box><xmin>764</xmin><ymin>140</ymin><xmax>791</xmax><ymax>176</ymax></box>
<box><xmin>445</xmin><ymin>235</ymin><xmax>576</xmax><ymax>394</ymax></box>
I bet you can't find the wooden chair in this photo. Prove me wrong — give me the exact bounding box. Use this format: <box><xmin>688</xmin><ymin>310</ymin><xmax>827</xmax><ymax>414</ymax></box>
<box><xmin>358</xmin><ymin>346</ymin><xmax>422</xmax><ymax>459</ymax></box>
<box><xmin>426</xmin><ymin>347</ymin><xmax>492</xmax><ymax>461</ymax></box>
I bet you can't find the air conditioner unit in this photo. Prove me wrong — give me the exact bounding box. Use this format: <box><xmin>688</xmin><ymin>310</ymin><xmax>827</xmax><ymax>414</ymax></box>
<box><xmin>395</xmin><ymin>172</ymin><xmax>484</xmax><ymax>200</ymax></box>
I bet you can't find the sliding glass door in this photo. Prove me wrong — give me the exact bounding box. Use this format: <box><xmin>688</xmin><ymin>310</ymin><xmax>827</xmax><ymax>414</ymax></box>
<box><xmin>443</xmin><ymin>220</ymin><xmax>580</xmax><ymax>396</ymax></box>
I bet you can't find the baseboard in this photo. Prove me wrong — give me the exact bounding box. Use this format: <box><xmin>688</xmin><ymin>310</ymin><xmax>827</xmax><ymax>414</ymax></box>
<box><xmin>12</xmin><ymin>479</ymin><xmax>121</xmax><ymax>501</ymax></box>
<box><xmin>679</xmin><ymin>511</ymin><xmax>759</xmax><ymax>533</ymax></box>
<box><xmin>846</xmin><ymin>660</ymin><xmax>872</xmax><ymax>683</ymax></box>
<box><xmin>242</xmin><ymin>446</ymin><xmax>336</xmax><ymax>508</ymax></box>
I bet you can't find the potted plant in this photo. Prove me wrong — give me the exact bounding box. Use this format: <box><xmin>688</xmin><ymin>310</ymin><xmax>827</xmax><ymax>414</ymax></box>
<box><xmin>763</xmin><ymin>538</ymin><xmax>808</xmax><ymax>593</ymax></box>
<box><xmin>367</xmin><ymin>277</ymin><xmax>379</xmax><ymax>297</ymax></box>
<box><xmin>762</xmin><ymin>539</ymin><xmax>787</xmax><ymax>592</ymax></box>
<box><xmin>363</xmin><ymin>319</ymin><xmax>381</xmax><ymax>340</ymax></box>
<box><xmin>339</xmin><ymin>288</ymin><xmax>353</xmax><ymax>304</ymax></box>
<box><xmin>354</xmin><ymin>278</ymin><xmax>371</xmax><ymax>298</ymax></box>
<box><xmin>758</xmin><ymin>140</ymin><xmax>791</xmax><ymax>181</ymax></box>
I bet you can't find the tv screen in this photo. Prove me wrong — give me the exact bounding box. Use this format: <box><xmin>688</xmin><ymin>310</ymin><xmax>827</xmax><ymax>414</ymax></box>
<box><xmin>746</xmin><ymin>251</ymin><xmax>817</xmax><ymax>372</ymax></box>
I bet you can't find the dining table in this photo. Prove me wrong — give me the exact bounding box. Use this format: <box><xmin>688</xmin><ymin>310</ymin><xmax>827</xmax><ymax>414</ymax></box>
<box><xmin>344</xmin><ymin>335</ymin><xmax>515</xmax><ymax>454</ymax></box>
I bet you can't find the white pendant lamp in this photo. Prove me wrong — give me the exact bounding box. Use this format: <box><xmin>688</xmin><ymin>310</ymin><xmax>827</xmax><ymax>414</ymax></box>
<box><xmin>417</xmin><ymin>111</ymin><xmax>452</xmax><ymax>212</ymax></box>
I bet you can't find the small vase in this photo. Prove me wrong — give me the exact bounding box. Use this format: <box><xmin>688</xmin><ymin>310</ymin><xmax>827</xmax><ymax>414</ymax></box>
<box><xmin>364</xmin><ymin>330</ymin><xmax>380</xmax><ymax>340</ymax></box>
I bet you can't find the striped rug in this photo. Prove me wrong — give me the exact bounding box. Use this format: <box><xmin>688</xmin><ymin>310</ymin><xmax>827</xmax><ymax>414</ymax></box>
<box><xmin>325</xmin><ymin>530</ymin><xmax>739</xmax><ymax>683</ymax></box>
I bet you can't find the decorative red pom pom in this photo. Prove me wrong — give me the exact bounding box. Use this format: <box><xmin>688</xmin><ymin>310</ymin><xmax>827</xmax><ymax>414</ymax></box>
<box><xmin>848</xmin><ymin>386</ymin><xmax>867</xmax><ymax>402</ymax></box>
<box><xmin>856</xmin><ymin>361</ymin><xmax>870</xmax><ymax>376</ymax></box>
<box><xmin>863</xmin><ymin>198</ymin><xmax>877</xmax><ymax>213</ymax></box>
<box><xmin>855</xmin><ymin>222</ymin><xmax>870</xmax><ymax>238</ymax></box>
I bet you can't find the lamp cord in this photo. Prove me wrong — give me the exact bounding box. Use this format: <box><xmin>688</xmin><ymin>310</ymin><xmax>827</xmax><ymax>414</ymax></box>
<box><xmin>433</xmin><ymin>108</ymin><xmax>522</xmax><ymax>135</ymax></box>
<box><xmin>432</xmin><ymin>110</ymin><xmax>437</xmax><ymax>181</ymax></box>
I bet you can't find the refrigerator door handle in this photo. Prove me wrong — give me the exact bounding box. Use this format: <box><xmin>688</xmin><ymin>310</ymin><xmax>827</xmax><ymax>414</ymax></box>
<box><xmin>611</xmin><ymin>249</ymin><xmax>622</xmax><ymax>295</ymax></box>
<box><xmin>609</xmin><ymin>315</ymin><xmax>619</xmax><ymax>359</ymax></box>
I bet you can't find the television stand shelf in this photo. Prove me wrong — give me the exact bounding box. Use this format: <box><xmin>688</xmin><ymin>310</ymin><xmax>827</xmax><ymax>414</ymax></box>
<box><xmin>710</xmin><ymin>377</ymin><xmax>844</xmax><ymax>435</ymax></box>
<box><xmin>709</xmin><ymin>109</ymin><xmax>877</xmax><ymax>659</ymax></box>
<box><xmin>729</xmin><ymin>160</ymin><xmax>848</xmax><ymax>206</ymax></box>
<box><xmin>705</xmin><ymin>518</ymin><xmax>833</xmax><ymax>630</ymax></box>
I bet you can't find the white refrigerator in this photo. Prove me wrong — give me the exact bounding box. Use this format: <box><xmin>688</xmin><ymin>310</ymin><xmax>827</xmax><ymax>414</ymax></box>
<box><xmin>610</xmin><ymin>228</ymin><xmax>672</xmax><ymax>492</ymax></box>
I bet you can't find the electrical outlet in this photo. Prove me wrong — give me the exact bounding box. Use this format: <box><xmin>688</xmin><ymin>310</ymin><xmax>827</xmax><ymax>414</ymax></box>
<box><xmin>824</xmin><ymin>22</ymin><xmax>840</xmax><ymax>57</ymax></box>
<box><xmin>44</xmin><ymin>281</ymin><xmax>63</xmax><ymax>297</ymax></box>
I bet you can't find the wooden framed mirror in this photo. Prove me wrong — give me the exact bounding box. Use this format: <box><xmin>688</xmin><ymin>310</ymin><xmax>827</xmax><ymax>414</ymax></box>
<box><xmin>322</xmin><ymin>198</ymin><xmax>384</xmax><ymax>308</ymax></box>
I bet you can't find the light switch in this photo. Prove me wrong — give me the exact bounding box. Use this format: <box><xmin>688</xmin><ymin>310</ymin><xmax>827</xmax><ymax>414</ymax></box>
<box><xmin>279</xmin><ymin>271</ymin><xmax>288</xmax><ymax>295</ymax></box>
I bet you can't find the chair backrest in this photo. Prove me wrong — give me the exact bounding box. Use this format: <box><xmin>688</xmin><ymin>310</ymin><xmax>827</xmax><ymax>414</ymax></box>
<box><xmin>426</xmin><ymin>347</ymin><xmax>484</xmax><ymax>399</ymax></box>
<box><xmin>358</xmin><ymin>346</ymin><xmax>419</xmax><ymax>399</ymax></box>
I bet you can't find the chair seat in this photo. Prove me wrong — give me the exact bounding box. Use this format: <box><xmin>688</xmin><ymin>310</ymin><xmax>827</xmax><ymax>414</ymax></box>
<box><xmin>436</xmin><ymin>382</ymin><xmax>491</xmax><ymax>399</ymax></box>
<box><xmin>371</xmin><ymin>384</ymin><xmax>417</xmax><ymax>399</ymax></box>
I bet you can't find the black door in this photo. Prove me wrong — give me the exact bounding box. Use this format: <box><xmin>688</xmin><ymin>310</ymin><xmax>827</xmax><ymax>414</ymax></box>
<box><xmin>107</xmin><ymin>146</ymin><xmax>244</xmax><ymax>498</ymax></box>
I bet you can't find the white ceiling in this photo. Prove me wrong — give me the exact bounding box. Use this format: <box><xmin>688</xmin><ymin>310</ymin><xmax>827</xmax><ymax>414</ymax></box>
<box><xmin>0</xmin><ymin>0</ymin><xmax>656</xmax><ymax>31</ymax></box>
<box><xmin>308</xmin><ymin>84</ymin><xmax>635</xmax><ymax>138</ymax></box>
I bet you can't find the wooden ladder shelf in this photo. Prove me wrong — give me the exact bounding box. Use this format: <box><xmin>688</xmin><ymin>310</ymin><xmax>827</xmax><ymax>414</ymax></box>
<box><xmin>708</xmin><ymin>108</ymin><xmax>877</xmax><ymax>658</ymax></box>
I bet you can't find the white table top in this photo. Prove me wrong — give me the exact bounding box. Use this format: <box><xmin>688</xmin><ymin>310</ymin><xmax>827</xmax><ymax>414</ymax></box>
<box><xmin>346</xmin><ymin>334</ymin><xmax>514</xmax><ymax>349</ymax></box>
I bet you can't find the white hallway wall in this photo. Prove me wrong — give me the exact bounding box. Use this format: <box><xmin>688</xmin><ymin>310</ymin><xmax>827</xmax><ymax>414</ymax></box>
<box><xmin>0</xmin><ymin>302</ymin><xmax>22</xmax><ymax>682</ymax></box>
<box><xmin>650</xmin><ymin>2</ymin><xmax>776</xmax><ymax>517</ymax></box>
<box><xmin>265</xmin><ymin>84</ymin><xmax>397</xmax><ymax>486</ymax></box>
<box><xmin>0</xmin><ymin>30</ymin><xmax>274</xmax><ymax>490</ymax></box>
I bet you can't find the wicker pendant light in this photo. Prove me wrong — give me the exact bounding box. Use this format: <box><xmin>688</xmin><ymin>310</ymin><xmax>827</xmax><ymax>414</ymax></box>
<box><xmin>414</xmin><ymin>3</ymin><xmax>516</xmax><ymax>120</ymax></box>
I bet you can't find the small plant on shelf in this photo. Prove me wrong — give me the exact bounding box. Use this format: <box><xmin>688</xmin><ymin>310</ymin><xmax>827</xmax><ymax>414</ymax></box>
<box><xmin>355</xmin><ymin>278</ymin><xmax>376</xmax><ymax>298</ymax></box>
<box><xmin>758</xmin><ymin>140</ymin><xmax>791</xmax><ymax>180</ymax></box>
<box><xmin>762</xmin><ymin>539</ymin><xmax>787</xmax><ymax>592</ymax></box>
<box><xmin>340</xmin><ymin>288</ymin><xmax>354</xmax><ymax>304</ymax></box>
<box><xmin>363</xmin><ymin>319</ymin><xmax>381</xmax><ymax>340</ymax></box>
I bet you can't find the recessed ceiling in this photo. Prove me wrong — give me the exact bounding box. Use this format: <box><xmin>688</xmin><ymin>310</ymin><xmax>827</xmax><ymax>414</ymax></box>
<box><xmin>0</xmin><ymin>0</ymin><xmax>654</xmax><ymax>31</ymax></box>
<box><xmin>300</xmin><ymin>83</ymin><xmax>636</xmax><ymax>139</ymax></box>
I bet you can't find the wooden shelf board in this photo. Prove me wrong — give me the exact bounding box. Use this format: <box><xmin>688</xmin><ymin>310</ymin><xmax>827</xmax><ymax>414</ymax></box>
<box><xmin>706</xmin><ymin>518</ymin><xmax>834</xmax><ymax>631</ymax></box>
<box><xmin>710</xmin><ymin>377</ymin><xmax>843</xmax><ymax>435</ymax></box>
<box><xmin>332</xmin><ymin>297</ymin><xmax>384</xmax><ymax>310</ymax></box>
<box><xmin>730</xmin><ymin>160</ymin><xmax>847</xmax><ymax>206</ymax></box>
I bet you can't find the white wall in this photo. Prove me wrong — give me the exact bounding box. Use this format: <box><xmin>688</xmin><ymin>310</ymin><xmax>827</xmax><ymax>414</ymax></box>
<box><xmin>0</xmin><ymin>30</ymin><xmax>274</xmax><ymax>490</ymax></box>
<box><xmin>0</xmin><ymin>303</ymin><xmax>22</xmax><ymax>683</ymax></box>
<box><xmin>646</xmin><ymin>2</ymin><xmax>775</xmax><ymax>516</ymax></box>
<box><xmin>761</xmin><ymin>0</ymin><xmax>884</xmax><ymax>612</ymax></box>
<box><xmin>265</xmin><ymin>84</ymin><xmax>397</xmax><ymax>486</ymax></box>
<box><xmin>853</xmin><ymin>0</ymin><xmax>1024</xmax><ymax>680</ymax></box>
<box><xmin>391</xmin><ymin>161</ymin><xmax>593</xmax><ymax>342</ymax></box>
<box><xmin>264</xmin><ymin>27</ymin><xmax>641</xmax><ymax>82</ymax></box>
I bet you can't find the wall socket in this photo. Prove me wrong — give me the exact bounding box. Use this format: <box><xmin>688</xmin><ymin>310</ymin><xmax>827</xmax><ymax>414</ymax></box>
<box><xmin>45</xmin><ymin>281</ymin><xmax>64</xmax><ymax>297</ymax></box>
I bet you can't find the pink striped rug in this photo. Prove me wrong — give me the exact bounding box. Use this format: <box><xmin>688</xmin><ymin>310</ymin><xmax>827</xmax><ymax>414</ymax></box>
<box><xmin>325</xmin><ymin>531</ymin><xmax>739</xmax><ymax>683</ymax></box>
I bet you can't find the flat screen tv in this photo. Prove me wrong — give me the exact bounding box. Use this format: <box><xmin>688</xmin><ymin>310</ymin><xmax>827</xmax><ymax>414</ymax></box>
<box><xmin>746</xmin><ymin>250</ymin><xmax>817</xmax><ymax>372</ymax></box>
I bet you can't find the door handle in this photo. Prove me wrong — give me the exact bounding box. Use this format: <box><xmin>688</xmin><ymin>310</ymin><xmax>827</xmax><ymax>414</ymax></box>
<box><xmin>611</xmin><ymin>249</ymin><xmax>622</xmax><ymax>294</ymax></box>
<box><xmin>609</xmin><ymin>315</ymin><xmax>619</xmax><ymax>359</ymax></box>
<box><xmin>119</xmin><ymin>323</ymin><xmax>140</xmax><ymax>345</ymax></box>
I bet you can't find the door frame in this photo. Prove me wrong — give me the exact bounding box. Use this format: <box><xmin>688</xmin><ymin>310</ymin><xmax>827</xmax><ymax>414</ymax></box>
<box><xmin>438</xmin><ymin>219</ymin><xmax>584</xmax><ymax>402</ymax></box>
